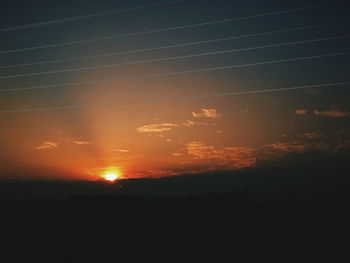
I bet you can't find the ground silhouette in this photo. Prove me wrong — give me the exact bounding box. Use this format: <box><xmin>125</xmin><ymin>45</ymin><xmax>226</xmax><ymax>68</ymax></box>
<box><xmin>1</xmin><ymin>191</ymin><xmax>349</xmax><ymax>262</ymax></box>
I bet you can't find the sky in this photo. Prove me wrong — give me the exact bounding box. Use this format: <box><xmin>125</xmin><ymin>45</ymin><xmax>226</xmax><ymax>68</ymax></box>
<box><xmin>0</xmin><ymin>0</ymin><xmax>349</xmax><ymax>181</ymax></box>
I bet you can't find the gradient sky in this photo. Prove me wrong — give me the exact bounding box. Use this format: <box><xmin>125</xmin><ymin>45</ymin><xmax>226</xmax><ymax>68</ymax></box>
<box><xmin>0</xmin><ymin>0</ymin><xmax>349</xmax><ymax>181</ymax></box>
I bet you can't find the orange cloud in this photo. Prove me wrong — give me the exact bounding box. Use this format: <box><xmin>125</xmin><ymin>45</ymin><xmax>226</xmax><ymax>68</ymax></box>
<box><xmin>224</xmin><ymin>147</ymin><xmax>257</xmax><ymax>168</ymax></box>
<box><xmin>295</xmin><ymin>109</ymin><xmax>308</xmax><ymax>115</ymax></box>
<box><xmin>333</xmin><ymin>139</ymin><xmax>350</xmax><ymax>152</ymax></box>
<box><xmin>112</xmin><ymin>149</ymin><xmax>130</xmax><ymax>153</ymax></box>
<box><xmin>304</xmin><ymin>89</ymin><xmax>323</xmax><ymax>95</ymax></box>
<box><xmin>36</xmin><ymin>141</ymin><xmax>59</xmax><ymax>150</ymax></box>
<box><xmin>186</xmin><ymin>141</ymin><xmax>216</xmax><ymax>159</ymax></box>
<box><xmin>182</xmin><ymin>120</ymin><xmax>196</xmax><ymax>127</ymax></box>
<box><xmin>192</xmin><ymin>108</ymin><xmax>222</xmax><ymax>119</ymax></box>
<box><xmin>73</xmin><ymin>141</ymin><xmax>90</xmax><ymax>145</ymax></box>
<box><xmin>299</xmin><ymin>132</ymin><xmax>325</xmax><ymax>139</ymax></box>
<box><xmin>314</xmin><ymin>109</ymin><xmax>349</xmax><ymax>118</ymax></box>
<box><xmin>182</xmin><ymin>120</ymin><xmax>215</xmax><ymax>127</ymax></box>
<box><xmin>268</xmin><ymin>142</ymin><xmax>307</xmax><ymax>153</ymax></box>
<box><xmin>186</xmin><ymin>141</ymin><xmax>256</xmax><ymax>169</ymax></box>
<box><xmin>136</xmin><ymin>123</ymin><xmax>179</xmax><ymax>133</ymax></box>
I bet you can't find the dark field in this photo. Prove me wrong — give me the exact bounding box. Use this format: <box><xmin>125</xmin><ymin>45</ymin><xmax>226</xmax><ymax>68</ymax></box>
<box><xmin>1</xmin><ymin>193</ymin><xmax>349</xmax><ymax>263</ymax></box>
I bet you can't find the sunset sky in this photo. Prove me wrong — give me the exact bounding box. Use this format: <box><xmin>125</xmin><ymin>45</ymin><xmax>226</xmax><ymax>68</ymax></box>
<box><xmin>0</xmin><ymin>0</ymin><xmax>349</xmax><ymax>181</ymax></box>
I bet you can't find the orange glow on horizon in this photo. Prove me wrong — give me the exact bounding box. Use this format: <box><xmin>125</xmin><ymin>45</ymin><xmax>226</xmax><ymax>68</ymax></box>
<box><xmin>100</xmin><ymin>167</ymin><xmax>123</xmax><ymax>182</ymax></box>
<box><xmin>102</xmin><ymin>172</ymin><xmax>119</xmax><ymax>182</ymax></box>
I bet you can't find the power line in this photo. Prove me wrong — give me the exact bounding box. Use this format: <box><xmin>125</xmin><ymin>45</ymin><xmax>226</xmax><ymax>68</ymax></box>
<box><xmin>1</xmin><ymin>51</ymin><xmax>349</xmax><ymax>93</ymax></box>
<box><xmin>0</xmin><ymin>24</ymin><xmax>334</xmax><ymax>70</ymax></box>
<box><xmin>0</xmin><ymin>35</ymin><xmax>347</xmax><ymax>80</ymax></box>
<box><xmin>0</xmin><ymin>5</ymin><xmax>320</xmax><ymax>55</ymax></box>
<box><xmin>0</xmin><ymin>0</ymin><xmax>266</xmax><ymax>43</ymax></box>
<box><xmin>0</xmin><ymin>81</ymin><xmax>348</xmax><ymax>113</ymax></box>
<box><xmin>0</xmin><ymin>0</ymin><xmax>191</xmax><ymax>32</ymax></box>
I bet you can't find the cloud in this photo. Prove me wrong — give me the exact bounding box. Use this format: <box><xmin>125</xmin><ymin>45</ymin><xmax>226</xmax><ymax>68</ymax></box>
<box><xmin>186</xmin><ymin>141</ymin><xmax>256</xmax><ymax>169</ymax></box>
<box><xmin>182</xmin><ymin>120</ymin><xmax>196</xmax><ymax>127</ymax></box>
<box><xmin>299</xmin><ymin>132</ymin><xmax>325</xmax><ymax>139</ymax></box>
<box><xmin>265</xmin><ymin>131</ymin><xmax>350</xmax><ymax>157</ymax></box>
<box><xmin>333</xmin><ymin>139</ymin><xmax>350</xmax><ymax>152</ymax></box>
<box><xmin>112</xmin><ymin>149</ymin><xmax>130</xmax><ymax>153</ymax></box>
<box><xmin>304</xmin><ymin>89</ymin><xmax>323</xmax><ymax>95</ymax></box>
<box><xmin>268</xmin><ymin>142</ymin><xmax>307</xmax><ymax>153</ymax></box>
<box><xmin>192</xmin><ymin>108</ymin><xmax>222</xmax><ymax>119</ymax></box>
<box><xmin>223</xmin><ymin>147</ymin><xmax>257</xmax><ymax>168</ymax></box>
<box><xmin>136</xmin><ymin>123</ymin><xmax>179</xmax><ymax>133</ymax></box>
<box><xmin>314</xmin><ymin>109</ymin><xmax>349</xmax><ymax>118</ymax></box>
<box><xmin>36</xmin><ymin>141</ymin><xmax>59</xmax><ymax>150</ymax></box>
<box><xmin>137</xmin><ymin>110</ymin><xmax>220</xmax><ymax>136</ymax></box>
<box><xmin>182</xmin><ymin>120</ymin><xmax>215</xmax><ymax>127</ymax></box>
<box><xmin>186</xmin><ymin>141</ymin><xmax>216</xmax><ymax>159</ymax></box>
<box><xmin>73</xmin><ymin>141</ymin><xmax>90</xmax><ymax>145</ymax></box>
<box><xmin>294</xmin><ymin>109</ymin><xmax>308</xmax><ymax>115</ymax></box>
<box><xmin>163</xmin><ymin>134</ymin><xmax>350</xmax><ymax>176</ymax></box>
<box><xmin>294</xmin><ymin>108</ymin><xmax>350</xmax><ymax>118</ymax></box>
<box><xmin>336</xmin><ymin>129</ymin><xmax>350</xmax><ymax>138</ymax></box>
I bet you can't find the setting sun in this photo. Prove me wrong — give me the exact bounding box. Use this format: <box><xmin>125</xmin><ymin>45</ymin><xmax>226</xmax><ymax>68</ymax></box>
<box><xmin>103</xmin><ymin>172</ymin><xmax>119</xmax><ymax>182</ymax></box>
<box><xmin>100</xmin><ymin>167</ymin><xmax>123</xmax><ymax>182</ymax></box>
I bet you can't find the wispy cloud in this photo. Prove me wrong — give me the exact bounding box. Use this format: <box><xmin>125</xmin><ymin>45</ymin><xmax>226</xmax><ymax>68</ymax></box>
<box><xmin>304</xmin><ymin>89</ymin><xmax>323</xmax><ymax>95</ymax></box>
<box><xmin>112</xmin><ymin>149</ymin><xmax>130</xmax><ymax>153</ymax></box>
<box><xmin>314</xmin><ymin>109</ymin><xmax>349</xmax><ymax>118</ymax></box>
<box><xmin>299</xmin><ymin>132</ymin><xmax>325</xmax><ymax>139</ymax></box>
<box><xmin>186</xmin><ymin>141</ymin><xmax>256</xmax><ymax>169</ymax></box>
<box><xmin>294</xmin><ymin>109</ymin><xmax>308</xmax><ymax>115</ymax></box>
<box><xmin>268</xmin><ymin>142</ymin><xmax>307</xmax><ymax>153</ymax></box>
<box><xmin>186</xmin><ymin>141</ymin><xmax>215</xmax><ymax>159</ymax></box>
<box><xmin>192</xmin><ymin>108</ymin><xmax>222</xmax><ymax>119</ymax></box>
<box><xmin>183</xmin><ymin>120</ymin><xmax>196</xmax><ymax>127</ymax></box>
<box><xmin>137</xmin><ymin>108</ymin><xmax>221</xmax><ymax>135</ymax></box>
<box><xmin>36</xmin><ymin>141</ymin><xmax>59</xmax><ymax>150</ymax></box>
<box><xmin>136</xmin><ymin>123</ymin><xmax>179</xmax><ymax>133</ymax></box>
<box><xmin>294</xmin><ymin>108</ymin><xmax>350</xmax><ymax>118</ymax></box>
<box><xmin>73</xmin><ymin>141</ymin><xmax>90</xmax><ymax>145</ymax></box>
<box><xmin>182</xmin><ymin>120</ymin><xmax>215</xmax><ymax>127</ymax></box>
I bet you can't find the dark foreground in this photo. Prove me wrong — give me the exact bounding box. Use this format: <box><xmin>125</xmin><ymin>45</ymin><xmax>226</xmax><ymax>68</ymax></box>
<box><xmin>1</xmin><ymin>193</ymin><xmax>349</xmax><ymax>263</ymax></box>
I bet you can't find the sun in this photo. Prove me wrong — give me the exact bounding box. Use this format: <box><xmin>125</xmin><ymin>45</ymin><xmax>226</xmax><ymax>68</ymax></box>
<box><xmin>103</xmin><ymin>172</ymin><xmax>119</xmax><ymax>182</ymax></box>
<box><xmin>92</xmin><ymin>166</ymin><xmax>123</xmax><ymax>182</ymax></box>
<box><xmin>101</xmin><ymin>169</ymin><xmax>122</xmax><ymax>182</ymax></box>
